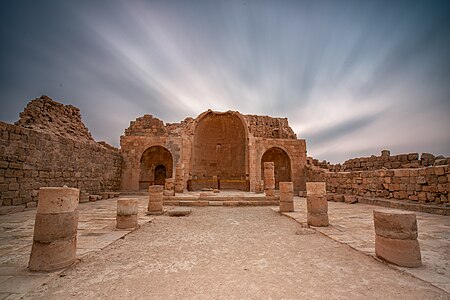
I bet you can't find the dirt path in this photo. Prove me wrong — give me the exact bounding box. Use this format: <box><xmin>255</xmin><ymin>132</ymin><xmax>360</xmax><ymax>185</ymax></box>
<box><xmin>28</xmin><ymin>207</ymin><xmax>447</xmax><ymax>299</ymax></box>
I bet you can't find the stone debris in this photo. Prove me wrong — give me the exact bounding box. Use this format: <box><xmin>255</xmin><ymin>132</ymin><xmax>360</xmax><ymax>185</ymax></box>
<box><xmin>167</xmin><ymin>207</ymin><xmax>191</xmax><ymax>217</ymax></box>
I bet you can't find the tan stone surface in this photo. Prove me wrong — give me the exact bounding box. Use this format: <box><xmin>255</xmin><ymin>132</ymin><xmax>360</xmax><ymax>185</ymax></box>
<box><xmin>306</xmin><ymin>182</ymin><xmax>326</xmax><ymax>196</ymax></box>
<box><xmin>29</xmin><ymin>187</ymin><xmax>80</xmax><ymax>271</ymax></box>
<box><xmin>373</xmin><ymin>209</ymin><xmax>418</xmax><ymax>240</ymax></box>
<box><xmin>375</xmin><ymin>235</ymin><xmax>422</xmax><ymax>268</ymax></box>
<box><xmin>307</xmin><ymin>212</ymin><xmax>329</xmax><ymax>227</ymax></box>
<box><xmin>37</xmin><ymin>187</ymin><xmax>79</xmax><ymax>214</ymax></box>
<box><xmin>0</xmin><ymin>195</ymin><xmax>153</xmax><ymax>298</ymax></box>
<box><xmin>116</xmin><ymin>198</ymin><xmax>139</xmax><ymax>216</ymax></box>
<box><xmin>26</xmin><ymin>207</ymin><xmax>446</xmax><ymax>299</ymax></box>
<box><xmin>29</xmin><ymin>237</ymin><xmax>77</xmax><ymax>271</ymax></box>
<box><xmin>281</xmin><ymin>197</ymin><xmax>450</xmax><ymax>293</ymax></box>
<box><xmin>116</xmin><ymin>215</ymin><xmax>138</xmax><ymax>230</ymax></box>
<box><xmin>306</xmin><ymin>195</ymin><xmax>328</xmax><ymax>214</ymax></box>
<box><xmin>33</xmin><ymin>211</ymin><xmax>79</xmax><ymax>242</ymax></box>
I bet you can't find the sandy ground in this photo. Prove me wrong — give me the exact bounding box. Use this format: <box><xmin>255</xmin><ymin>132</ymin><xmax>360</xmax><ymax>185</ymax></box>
<box><xmin>27</xmin><ymin>207</ymin><xmax>447</xmax><ymax>299</ymax></box>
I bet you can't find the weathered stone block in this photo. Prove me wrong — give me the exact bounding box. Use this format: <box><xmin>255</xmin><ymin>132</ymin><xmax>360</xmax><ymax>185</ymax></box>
<box><xmin>29</xmin><ymin>186</ymin><xmax>79</xmax><ymax>271</ymax></box>
<box><xmin>33</xmin><ymin>211</ymin><xmax>79</xmax><ymax>242</ymax></box>
<box><xmin>307</xmin><ymin>212</ymin><xmax>329</xmax><ymax>227</ymax></box>
<box><xmin>117</xmin><ymin>198</ymin><xmax>139</xmax><ymax>216</ymax></box>
<box><xmin>37</xmin><ymin>187</ymin><xmax>79</xmax><ymax>214</ymax></box>
<box><xmin>279</xmin><ymin>201</ymin><xmax>294</xmax><ymax>212</ymax></box>
<box><xmin>375</xmin><ymin>235</ymin><xmax>421</xmax><ymax>268</ymax></box>
<box><xmin>344</xmin><ymin>195</ymin><xmax>357</xmax><ymax>204</ymax></box>
<box><xmin>306</xmin><ymin>195</ymin><xmax>328</xmax><ymax>213</ymax></box>
<box><xmin>373</xmin><ymin>210</ymin><xmax>418</xmax><ymax>240</ymax></box>
<box><xmin>306</xmin><ymin>182</ymin><xmax>326</xmax><ymax>196</ymax></box>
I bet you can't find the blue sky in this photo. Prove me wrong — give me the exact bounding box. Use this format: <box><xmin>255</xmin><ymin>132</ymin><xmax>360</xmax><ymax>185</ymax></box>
<box><xmin>1</xmin><ymin>0</ymin><xmax>449</xmax><ymax>163</ymax></box>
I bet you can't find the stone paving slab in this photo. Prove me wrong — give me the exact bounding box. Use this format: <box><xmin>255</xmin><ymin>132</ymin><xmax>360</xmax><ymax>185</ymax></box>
<box><xmin>276</xmin><ymin>197</ymin><xmax>450</xmax><ymax>294</ymax></box>
<box><xmin>0</xmin><ymin>196</ymin><xmax>153</xmax><ymax>299</ymax></box>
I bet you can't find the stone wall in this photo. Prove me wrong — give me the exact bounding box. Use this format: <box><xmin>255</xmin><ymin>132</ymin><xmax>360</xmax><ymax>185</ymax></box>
<box><xmin>243</xmin><ymin>115</ymin><xmax>297</xmax><ymax>139</ymax></box>
<box><xmin>15</xmin><ymin>95</ymin><xmax>93</xmax><ymax>141</ymax></box>
<box><xmin>124</xmin><ymin>114</ymin><xmax>196</xmax><ymax>137</ymax></box>
<box><xmin>306</xmin><ymin>165</ymin><xmax>449</xmax><ymax>205</ymax></box>
<box><xmin>308</xmin><ymin>150</ymin><xmax>449</xmax><ymax>172</ymax></box>
<box><xmin>0</xmin><ymin>96</ymin><xmax>123</xmax><ymax>207</ymax></box>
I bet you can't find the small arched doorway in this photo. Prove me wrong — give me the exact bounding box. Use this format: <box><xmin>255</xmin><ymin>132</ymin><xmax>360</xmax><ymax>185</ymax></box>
<box><xmin>154</xmin><ymin>165</ymin><xmax>167</xmax><ymax>185</ymax></box>
<box><xmin>139</xmin><ymin>146</ymin><xmax>173</xmax><ymax>190</ymax></box>
<box><xmin>261</xmin><ymin>147</ymin><xmax>292</xmax><ymax>190</ymax></box>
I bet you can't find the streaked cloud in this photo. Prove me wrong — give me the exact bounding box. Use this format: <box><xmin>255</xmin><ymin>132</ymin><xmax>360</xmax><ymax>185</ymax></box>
<box><xmin>0</xmin><ymin>0</ymin><xmax>449</xmax><ymax>163</ymax></box>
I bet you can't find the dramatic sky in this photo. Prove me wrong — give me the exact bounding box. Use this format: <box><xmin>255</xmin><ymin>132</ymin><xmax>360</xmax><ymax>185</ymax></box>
<box><xmin>1</xmin><ymin>0</ymin><xmax>449</xmax><ymax>163</ymax></box>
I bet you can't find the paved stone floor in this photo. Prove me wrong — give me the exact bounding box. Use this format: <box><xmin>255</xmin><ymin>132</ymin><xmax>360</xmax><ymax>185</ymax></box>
<box><xmin>279</xmin><ymin>197</ymin><xmax>450</xmax><ymax>293</ymax></box>
<box><xmin>0</xmin><ymin>196</ymin><xmax>153</xmax><ymax>299</ymax></box>
<box><xmin>0</xmin><ymin>193</ymin><xmax>448</xmax><ymax>298</ymax></box>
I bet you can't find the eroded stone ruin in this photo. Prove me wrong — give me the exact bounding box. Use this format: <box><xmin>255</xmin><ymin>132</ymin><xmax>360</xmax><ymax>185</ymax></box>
<box><xmin>121</xmin><ymin>109</ymin><xmax>307</xmax><ymax>192</ymax></box>
<box><xmin>0</xmin><ymin>96</ymin><xmax>449</xmax><ymax>215</ymax></box>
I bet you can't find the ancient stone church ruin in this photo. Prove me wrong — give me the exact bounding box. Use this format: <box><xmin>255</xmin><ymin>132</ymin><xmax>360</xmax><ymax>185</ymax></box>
<box><xmin>0</xmin><ymin>96</ymin><xmax>448</xmax><ymax>215</ymax></box>
<box><xmin>121</xmin><ymin>110</ymin><xmax>306</xmax><ymax>193</ymax></box>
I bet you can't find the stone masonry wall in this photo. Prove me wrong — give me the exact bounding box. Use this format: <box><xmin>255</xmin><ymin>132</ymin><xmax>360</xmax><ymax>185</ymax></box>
<box><xmin>308</xmin><ymin>150</ymin><xmax>449</xmax><ymax>172</ymax></box>
<box><xmin>306</xmin><ymin>165</ymin><xmax>449</xmax><ymax>205</ymax></box>
<box><xmin>124</xmin><ymin>114</ymin><xmax>195</xmax><ymax>137</ymax></box>
<box><xmin>243</xmin><ymin>115</ymin><xmax>297</xmax><ymax>139</ymax></box>
<box><xmin>1</xmin><ymin>96</ymin><xmax>123</xmax><ymax>208</ymax></box>
<box><xmin>15</xmin><ymin>95</ymin><xmax>94</xmax><ymax>141</ymax></box>
<box><xmin>0</xmin><ymin>121</ymin><xmax>122</xmax><ymax>207</ymax></box>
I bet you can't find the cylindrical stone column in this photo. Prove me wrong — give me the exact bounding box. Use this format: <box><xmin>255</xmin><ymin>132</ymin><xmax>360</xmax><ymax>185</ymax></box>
<box><xmin>306</xmin><ymin>182</ymin><xmax>329</xmax><ymax>227</ymax></box>
<box><xmin>255</xmin><ymin>180</ymin><xmax>263</xmax><ymax>194</ymax></box>
<box><xmin>264</xmin><ymin>162</ymin><xmax>275</xmax><ymax>197</ymax></box>
<box><xmin>29</xmin><ymin>187</ymin><xmax>79</xmax><ymax>271</ymax></box>
<box><xmin>147</xmin><ymin>185</ymin><xmax>164</xmax><ymax>215</ymax></box>
<box><xmin>175</xmin><ymin>163</ymin><xmax>184</xmax><ymax>193</ymax></box>
<box><xmin>164</xmin><ymin>178</ymin><xmax>175</xmax><ymax>196</ymax></box>
<box><xmin>116</xmin><ymin>198</ymin><xmax>139</xmax><ymax>229</ymax></box>
<box><xmin>279</xmin><ymin>182</ymin><xmax>294</xmax><ymax>212</ymax></box>
<box><xmin>373</xmin><ymin>210</ymin><xmax>421</xmax><ymax>267</ymax></box>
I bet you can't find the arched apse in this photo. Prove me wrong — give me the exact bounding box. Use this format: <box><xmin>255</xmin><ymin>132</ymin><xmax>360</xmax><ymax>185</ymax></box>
<box><xmin>192</xmin><ymin>112</ymin><xmax>248</xmax><ymax>190</ymax></box>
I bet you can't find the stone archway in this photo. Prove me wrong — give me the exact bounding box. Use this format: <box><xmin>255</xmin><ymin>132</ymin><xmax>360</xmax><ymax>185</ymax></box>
<box><xmin>191</xmin><ymin>111</ymin><xmax>248</xmax><ymax>190</ymax></box>
<box><xmin>139</xmin><ymin>146</ymin><xmax>173</xmax><ymax>190</ymax></box>
<box><xmin>261</xmin><ymin>147</ymin><xmax>291</xmax><ymax>190</ymax></box>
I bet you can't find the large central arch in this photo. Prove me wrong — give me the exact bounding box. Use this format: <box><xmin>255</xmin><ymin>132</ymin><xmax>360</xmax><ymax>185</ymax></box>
<box><xmin>191</xmin><ymin>111</ymin><xmax>248</xmax><ymax>190</ymax></box>
<box><xmin>261</xmin><ymin>147</ymin><xmax>292</xmax><ymax>190</ymax></box>
<box><xmin>139</xmin><ymin>146</ymin><xmax>173</xmax><ymax>190</ymax></box>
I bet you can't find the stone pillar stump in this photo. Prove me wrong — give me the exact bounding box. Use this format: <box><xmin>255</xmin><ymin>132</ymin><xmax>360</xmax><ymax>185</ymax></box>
<box><xmin>147</xmin><ymin>185</ymin><xmax>164</xmax><ymax>215</ymax></box>
<box><xmin>164</xmin><ymin>178</ymin><xmax>175</xmax><ymax>196</ymax></box>
<box><xmin>116</xmin><ymin>198</ymin><xmax>139</xmax><ymax>229</ymax></box>
<box><xmin>306</xmin><ymin>182</ymin><xmax>329</xmax><ymax>227</ymax></box>
<box><xmin>279</xmin><ymin>182</ymin><xmax>294</xmax><ymax>212</ymax></box>
<box><xmin>264</xmin><ymin>162</ymin><xmax>275</xmax><ymax>197</ymax></box>
<box><xmin>373</xmin><ymin>210</ymin><xmax>422</xmax><ymax>267</ymax></box>
<box><xmin>29</xmin><ymin>187</ymin><xmax>79</xmax><ymax>271</ymax></box>
<box><xmin>175</xmin><ymin>163</ymin><xmax>185</xmax><ymax>193</ymax></box>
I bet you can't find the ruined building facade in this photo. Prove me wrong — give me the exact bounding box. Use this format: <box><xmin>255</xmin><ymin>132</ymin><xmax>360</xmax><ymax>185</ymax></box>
<box><xmin>121</xmin><ymin>110</ymin><xmax>307</xmax><ymax>192</ymax></box>
<box><xmin>1</xmin><ymin>96</ymin><xmax>448</xmax><ymax>210</ymax></box>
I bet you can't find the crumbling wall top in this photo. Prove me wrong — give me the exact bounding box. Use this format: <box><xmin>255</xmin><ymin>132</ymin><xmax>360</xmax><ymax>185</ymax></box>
<box><xmin>15</xmin><ymin>95</ymin><xmax>94</xmax><ymax>142</ymax></box>
<box><xmin>243</xmin><ymin>115</ymin><xmax>297</xmax><ymax>139</ymax></box>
